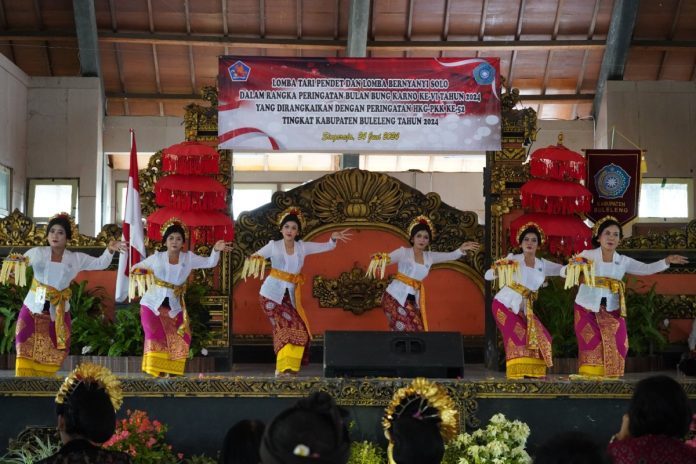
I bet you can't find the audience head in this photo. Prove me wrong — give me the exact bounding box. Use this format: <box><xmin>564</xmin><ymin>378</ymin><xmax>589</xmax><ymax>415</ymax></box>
<box><xmin>260</xmin><ymin>391</ymin><xmax>350</xmax><ymax>464</ymax></box>
<box><xmin>533</xmin><ymin>431</ymin><xmax>610</xmax><ymax>464</ymax></box>
<box><xmin>627</xmin><ymin>375</ymin><xmax>692</xmax><ymax>438</ymax></box>
<box><xmin>220</xmin><ymin>419</ymin><xmax>265</xmax><ymax>464</ymax></box>
<box><xmin>383</xmin><ymin>378</ymin><xmax>458</xmax><ymax>464</ymax></box>
<box><xmin>54</xmin><ymin>363</ymin><xmax>123</xmax><ymax>444</ymax></box>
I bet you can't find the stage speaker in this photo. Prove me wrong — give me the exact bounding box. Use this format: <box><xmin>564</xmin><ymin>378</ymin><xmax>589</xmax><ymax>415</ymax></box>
<box><xmin>323</xmin><ymin>331</ymin><xmax>464</xmax><ymax>378</ymax></box>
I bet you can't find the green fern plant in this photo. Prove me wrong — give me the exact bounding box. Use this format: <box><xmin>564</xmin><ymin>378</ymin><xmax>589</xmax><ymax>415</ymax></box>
<box><xmin>625</xmin><ymin>279</ymin><xmax>667</xmax><ymax>356</ymax></box>
<box><xmin>1</xmin><ymin>434</ymin><xmax>61</xmax><ymax>464</ymax></box>
<box><xmin>534</xmin><ymin>278</ymin><xmax>578</xmax><ymax>358</ymax></box>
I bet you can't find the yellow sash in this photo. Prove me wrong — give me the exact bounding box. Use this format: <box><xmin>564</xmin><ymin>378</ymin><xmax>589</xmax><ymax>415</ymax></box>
<box><xmin>30</xmin><ymin>278</ymin><xmax>72</xmax><ymax>350</ymax></box>
<box><xmin>507</xmin><ymin>281</ymin><xmax>540</xmax><ymax>350</ymax></box>
<box><xmin>393</xmin><ymin>272</ymin><xmax>428</xmax><ymax>331</ymax></box>
<box><xmin>269</xmin><ymin>268</ymin><xmax>311</xmax><ymax>337</ymax></box>
<box><xmin>593</xmin><ymin>276</ymin><xmax>627</xmax><ymax>318</ymax></box>
<box><xmin>153</xmin><ymin>277</ymin><xmax>190</xmax><ymax>337</ymax></box>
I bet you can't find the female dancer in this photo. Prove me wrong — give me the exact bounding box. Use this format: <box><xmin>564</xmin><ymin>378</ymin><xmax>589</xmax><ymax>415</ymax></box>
<box><xmin>243</xmin><ymin>207</ymin><xmax>351</xmax><ymax>377</ymax></box>
<box><xmin>485</xmin><ymin>223</ymin><xmax>562</xmax><ymax>379</ymax></box>
<box><xmin>4</xmin><ymin>213</ymin><xmax>127</xmax><ymax>377</ymax></box>
<box><xmin>368</xmin><ymin>215</ymin><xmax>480</xmax><ymax>332</ymax></box>
<box><xmin>563</xmin><ymin>216</ymin><xmax>687</xmax><ymax>378</ymax></box>
<box><xmin>132</xmin><ymin>220</ymin><xmax>232</xmax><ymax>377</ymax></box>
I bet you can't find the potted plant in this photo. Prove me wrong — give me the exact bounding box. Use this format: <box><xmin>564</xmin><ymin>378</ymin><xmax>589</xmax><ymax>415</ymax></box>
<box><xmin>623</xmin><ymin>278</ymin><xmax>667</xmax><ymax>372</ymax></box>
<box><xmin>534</xmin><ymin>278</ymin><xmax>578</xmax><ymax>374</ymax></box>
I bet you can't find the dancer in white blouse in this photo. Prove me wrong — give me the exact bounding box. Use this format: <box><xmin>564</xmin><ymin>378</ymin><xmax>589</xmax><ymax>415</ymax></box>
<box><xmin>132</xmin><ymin>220</ymin><xmax>232</xmax><ymax>377</ymax></box>
<box><xmin>485</xmin><ymin>223</ymin><xmax>562</xmax><ymax>379</ymax></box>
<box><xmin>370</xmin><ymin>215</ymin><xmax>480</xmax><ymax>332</ymax></box>
<box><xmin>563</xmin><ymin>216</ymin><xmax>687</xmax><ymax>378</ymax></box>
<box><xmin>244</xmin><ymin>206</ymin><xmax>351</xmax><ymax>377</ymax></box>
<box><xmin>11</xmin><ymin>213</ymin><xmax>127</xmax><ymax>377</ymax></box>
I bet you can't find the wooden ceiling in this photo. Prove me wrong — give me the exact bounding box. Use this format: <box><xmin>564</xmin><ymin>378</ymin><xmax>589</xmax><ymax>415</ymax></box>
<box><xmin>0</xmin><ymin>0</ymin><xmax>694</xmax><ymax>120</ymax></box>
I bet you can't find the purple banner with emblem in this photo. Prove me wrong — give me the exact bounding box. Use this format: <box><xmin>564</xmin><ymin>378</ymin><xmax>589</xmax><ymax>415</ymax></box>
<box><xmin>585</xmin><ymin>149</ymin><xmax>642</xmax><ymax>225</ymax></box>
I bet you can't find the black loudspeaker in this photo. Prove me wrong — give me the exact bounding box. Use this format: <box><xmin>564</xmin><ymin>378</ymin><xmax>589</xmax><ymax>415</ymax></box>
<box><xmin>323</xmin><ymin>331</ymin><xmax>464</xmax><ymax>378</ymax></box>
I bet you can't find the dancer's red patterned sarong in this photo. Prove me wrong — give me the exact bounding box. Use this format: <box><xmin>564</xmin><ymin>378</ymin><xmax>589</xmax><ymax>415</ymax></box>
<box><xmin>15</xmin><ymin>305</ymin><xmax>71</xmax><ymax>376</ymax></box>
<box><xmin>140</xmin><ymin>305</ymin><xmax>191</xmax><ymax>376</ymax></box>
<box><xmin>381</xmin><ymin>292</ymin><xmax>425</xmax><ymax>332</ymax></box>
<box><xmin>574</xmin><ymin>303</ymin><xmax>627</xmax><ymax>377</ymax></box>
<box><xmin>260</xmin><ymin>292</ymin><xmax>310</xmax><ymax>371</ymax></box>
<box><xmin>492</xmin><ymin>299</ymin><xmax>552</xmax><ymax>378</ymax></box>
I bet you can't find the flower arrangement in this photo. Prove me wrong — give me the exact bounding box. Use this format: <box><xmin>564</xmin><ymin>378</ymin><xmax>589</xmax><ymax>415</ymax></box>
<box><xmin>103</xmin><ymin>409</ymin><xmax>183</xmax><ymax>463</ymax></box>
<box><xmin>490</xmin><ymin>258</ymin><xmax>520</xmax><ymax>290</ymax></box>
<box><xmin>564</xmin><ymin>255</ymin><xmax>595</xmax><ymax>289</ymax></box>
<box><xmin>442</xmin><ymin>413</ymin><xmax>531</xmax><ymax>464</ymax></box>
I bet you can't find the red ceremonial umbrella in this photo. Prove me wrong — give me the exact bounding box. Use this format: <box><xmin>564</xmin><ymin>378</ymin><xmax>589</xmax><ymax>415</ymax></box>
<box><xmin>147</xmin><ymin>207</ymin><xmax>234</xmax><ymax>248</ymax></box>
<box><xmin>155</xmin><ymin>174</ymin><xmax>227</xmax><ymax>210</ymax></box>
<box><xmin>511</xmin><ymin>213</ymin><xmax>592</xmax><ymax>256</ymax></box>
<box><xmin>521</xmin><ymin>179</ymin><xmax>592</xmax><ymax>215</ymax></box>
<box><xmin>162</xmin><ymin>141</ymin><xmax>220</xmax><ymax>175</ymax></box>
<box><xmin>529</xmin><ymin>134</ymin><xmax>586</xmax><ymax>182</ymax></box>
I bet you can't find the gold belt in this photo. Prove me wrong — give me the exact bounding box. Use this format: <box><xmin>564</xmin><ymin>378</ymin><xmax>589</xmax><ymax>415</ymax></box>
<box><xmin>593</xmin><ymin>277</ymin><xmax>627</xmax><ymax>317</ymax></box>
<box><xmin>393</xmin><ymin>272</ymin><xmax>428</xmax><ymax>331</ymax></box>
<box><xmin>269</xmin><ymin>268</ymin><xmax>311</xmax><ymax>337</ymax></box>
<box><xmin>153</xmin><ymin>277</ymin><xmax>190</xmax><ymax>336</ymax></box>
<box><xmin>30</xmin><ymin>278</ymin><xmax>72</xmax><ymax>350</ymax></box>
<box><xmin>507</xmin><ymin>281</ymin><xmax>540</xmax><ymax>350</ymax></box>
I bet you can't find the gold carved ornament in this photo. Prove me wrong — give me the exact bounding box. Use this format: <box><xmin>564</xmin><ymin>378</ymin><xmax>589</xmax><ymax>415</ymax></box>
<box><xmin>312</xmin><ymin>266</ymin><xmax>390</xmax><ymax>315</ymax></box>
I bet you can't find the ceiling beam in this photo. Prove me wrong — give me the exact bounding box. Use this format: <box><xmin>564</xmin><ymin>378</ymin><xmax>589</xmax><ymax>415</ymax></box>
<box><xmin>346</xmin><ymin>0</ymin><xmax>369</xmax><ymax>57</ymax></box>
<box><xmin>591</xmin><ymin>0</ymin><xmax>639</xmax><ymax>120</ymax></box>
<box><xmin>7</xmin><ymin>29</ymin><xmax>696</xmax><ymax>52</ymax></box>
<box><xmin>71</xmin><ymin>0</ymin><xmax>102</xmax><ymax>77</ymax></box>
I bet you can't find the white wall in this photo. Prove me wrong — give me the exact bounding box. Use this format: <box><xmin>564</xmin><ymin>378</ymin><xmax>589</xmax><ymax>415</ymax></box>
<box><xmin>26</xmin><ymin>77</ymin><xmax>103</xmax><ymax>234</ymax></box>
<box><xmin>103</xmin><ymin>116</ymin><xmax>185</xmax><ymax>153</ymax></box>
<box><xmin>597</xmin><ymin>80</ymin><xmax>696</xmax><ymax>221</ymax></box>
<box><xmin>0</xmin><ymin>53</ymin><xmax>28</xmax><ymax>212</ymax></box>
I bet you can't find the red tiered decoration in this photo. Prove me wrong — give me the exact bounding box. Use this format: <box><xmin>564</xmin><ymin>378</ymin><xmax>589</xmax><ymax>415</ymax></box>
<box><xmin>147</xmin><ymin>141</ymin><xmax>233</xmax><ymax>249</ymax></box>
<box><xmin>512</xmin><ymin>133</ymin><xmax>593</xmax><ymax>256</ymax></box>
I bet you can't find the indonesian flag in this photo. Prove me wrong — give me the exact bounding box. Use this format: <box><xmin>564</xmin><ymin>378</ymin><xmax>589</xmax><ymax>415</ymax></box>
<box><xmin>115</xmin><ymin>129</ymin><xmax>146</xmax><ymax>302</ymax></box>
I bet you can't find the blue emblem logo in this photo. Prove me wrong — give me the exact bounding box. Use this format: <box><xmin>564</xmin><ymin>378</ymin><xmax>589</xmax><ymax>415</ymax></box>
<box><xmin>473</xmin><ymin>63</ymin><xmax>495</xmax><ymax>85</ymax></box>
<box><xmin>594</xmin><ymin>163</ymin><xmax>631</xmax><ymax>199</ymax></box>
<box><xmin>228</xmin><ymin>60</ymin><xmax>251</xmax><ymax>81</ymax></box>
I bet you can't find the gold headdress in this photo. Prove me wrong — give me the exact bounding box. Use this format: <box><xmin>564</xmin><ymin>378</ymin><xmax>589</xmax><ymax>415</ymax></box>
<box><xmin>160</xmin><ymin>217</ymin><xmax>189</xmax><ymax>239</ymax></box>
<box><xmin>382</xmin><ymin>378</ymin><xmax>458</xmax><ymax>443</ymax></box>
<box><xmin>591</xmin><ymin>215</ymin><xmax>619</xmax><ymax>238</ymax></box>
<box><xmin>407</xmin><ymin>215</ymin><xmax>436</xmax><ymax>240</ymax></box>
<box><xmin>515</xmin><ymin>221</ymin><xmax>546</xmax><ymax>246</ymax></box>
<box><xmin>55</xmin><ymin>362</ymin><xmax>123</xmax><ymax>412</ymax></box>
<box><xmin>47</xmin><ymin>212</ymin><xmax>79</xmax><ymax>240</ymax></box>
<box><xmin>277</xmin><ymin>206</ymin><xmax>306</xmax><ymax>231</ymax></box>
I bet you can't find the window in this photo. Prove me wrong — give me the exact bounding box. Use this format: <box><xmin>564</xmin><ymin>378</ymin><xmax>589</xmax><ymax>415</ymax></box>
<box><xmin>28</xmin><ymin>178</ymin><xmax>79</xmax><ymax>223</ymax></box>
<box><xmin>638</xmin><ymin>178</ymin><xmax>693</xmax><ymax>221</ymax></box>
<box><xmin>232</xmin><ymin>182</ymin><xmax>305</xmax><ymax>219</ymax></box>
<box><xmin>114</xmin><ymin>181</ymin><xmax>128</xmax><ymax>224</ymax></box>
<box><xmin>0</xmin><ymin>164</ymin><xmax>11</xmax><ymax>217</ymax></box>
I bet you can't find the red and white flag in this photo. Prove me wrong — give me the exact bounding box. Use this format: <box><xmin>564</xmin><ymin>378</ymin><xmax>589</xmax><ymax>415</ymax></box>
<box><xmin>115</xmin><ymin>129</ymin><xmax>146</xmax><ymax>302</ymax></box>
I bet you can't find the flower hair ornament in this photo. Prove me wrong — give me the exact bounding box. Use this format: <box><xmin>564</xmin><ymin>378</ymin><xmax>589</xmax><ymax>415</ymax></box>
<box><xmin>382</xmin><ymin>378</ymin><xmax>458</xmax><ymax>443</ymax></box>
<box><xmin>407</xmin><ymin>215</ymin><xmax>436</xmax><ymax>239</ymax></box>
<box><xmin>515</xmin><ymin>221</ymin><xmax>546</xmax><ymax>247</ymax></box>
<box><xmin>55</xmin><ymin>362</ymin><xmax>123</xmax><ymax>412</ymax></box>
<box><xmin>160</xmin><ymin>217</ymin><xmax>189</xmax><ymax>239</ymax></box>
<box><xmin>591</xmin><ymin>215</ymin><xmax>619</xmax><ymax>238</ymax></box>
<box><xmin>277</xmin><ymin>206</ymin><xmax>306</xmax><ymax>231</ymax></box>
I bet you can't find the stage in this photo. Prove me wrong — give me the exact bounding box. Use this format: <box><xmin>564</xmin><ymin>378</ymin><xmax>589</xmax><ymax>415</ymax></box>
<box><xmin>2</xmin><ymin>364</ymin><xmax>696</xmax><ymax>457</ymax></box>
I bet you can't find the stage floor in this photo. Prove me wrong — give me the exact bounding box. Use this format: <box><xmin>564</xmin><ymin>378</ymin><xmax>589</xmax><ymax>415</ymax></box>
<box><xmin>0</xmin><ymin>362</ymin><xmax>694</xmax><ymax>382</ymax></box>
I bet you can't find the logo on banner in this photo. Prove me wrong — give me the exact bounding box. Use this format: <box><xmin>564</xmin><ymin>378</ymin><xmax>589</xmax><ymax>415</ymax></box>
<box><xmin>228</xmin><ymin>61</ymin><xmax>251</xmax><ymax>81</ymax></box>
<box><xmin>594</xmin><ymin>163</ymin><xmax>631</xmax><ymax>199</ymax></box>
<box><xmin>473</xmin><ymin>63</ymin><xmax>495</xmax><ymax>85</ymax></box>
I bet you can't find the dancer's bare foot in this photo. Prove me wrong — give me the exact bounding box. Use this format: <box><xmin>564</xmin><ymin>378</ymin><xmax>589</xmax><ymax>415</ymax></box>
<box><xmin>275</xmin><ymin>369</ymin><xmax>298</xmax><ymax>378</ymax></box>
